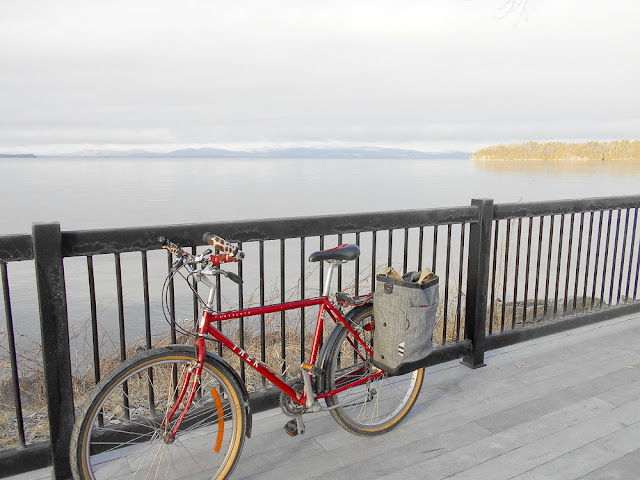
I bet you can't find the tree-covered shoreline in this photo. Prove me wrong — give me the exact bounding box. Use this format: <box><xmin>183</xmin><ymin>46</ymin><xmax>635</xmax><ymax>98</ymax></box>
<box><xmin>472</xmin><ymin>140</ymin><xmax>640</xmax><ymax>161</ymax></box>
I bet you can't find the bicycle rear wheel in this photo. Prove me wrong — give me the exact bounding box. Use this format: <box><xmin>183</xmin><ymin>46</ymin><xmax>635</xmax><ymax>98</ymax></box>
<box><xmin>324</xmin><ymin>304</ymin><xmax>424</xmax><ymax>436</ymax></box>
<box><xmin>71</xmin><ymin>348</ymin><xmax>246</xmax><ymax>480</ymax></box>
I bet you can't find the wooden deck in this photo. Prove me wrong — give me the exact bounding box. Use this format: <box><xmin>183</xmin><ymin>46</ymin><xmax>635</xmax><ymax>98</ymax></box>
<box><xmin>11</xmin><ymin>313</ymin><xmax>640</xmax><ymax>480</ymax></box>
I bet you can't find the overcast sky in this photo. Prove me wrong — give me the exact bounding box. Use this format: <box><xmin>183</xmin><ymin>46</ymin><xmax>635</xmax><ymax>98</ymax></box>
<box><xmin>1</xmin><ymin>0</ymin><xmax>638</xmax><ymax>155</ymax></box>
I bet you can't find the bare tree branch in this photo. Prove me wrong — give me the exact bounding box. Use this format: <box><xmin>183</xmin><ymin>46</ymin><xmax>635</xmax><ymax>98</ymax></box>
<box><xmin>500</xmin><ymin>0</ymin><xmax>529</xmax><ymax>24</ymax></box>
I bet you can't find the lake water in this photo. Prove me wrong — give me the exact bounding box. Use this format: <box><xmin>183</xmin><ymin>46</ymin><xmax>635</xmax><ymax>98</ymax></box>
<box><xmin>2</xmin><ymin>157</ymin><xmax>640</xmax><ymax>362</ymax></box>
<box><xmin>3</xmin><ymin>157</ymin><xmax>640</xmax><ymax>234</ymax></box>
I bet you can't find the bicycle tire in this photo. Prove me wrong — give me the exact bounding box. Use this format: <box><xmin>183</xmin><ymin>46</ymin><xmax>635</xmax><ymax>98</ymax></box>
<box><xmin>324</xmin><ymin>304</ymin><xmax>424</xmax><ymax>436</ymax></box>
<box><xmin>71</xmin><ymin>348</ymin><xmax>246</xmax><ymax>480</ymax></box>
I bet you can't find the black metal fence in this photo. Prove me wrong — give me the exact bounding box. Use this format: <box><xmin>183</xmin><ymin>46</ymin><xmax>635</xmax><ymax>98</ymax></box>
<box><xmin>1</xmin><ymin>195</ymin><xmax>639</xmax><ymax>479</ymax></box>
<box><xmin>485</xmin><ymin>196</ymin><xmax>640</xmax><ymax>350</ymax></box>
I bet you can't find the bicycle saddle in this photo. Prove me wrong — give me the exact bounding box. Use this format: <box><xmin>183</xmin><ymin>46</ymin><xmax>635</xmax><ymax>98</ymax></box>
<box><xmin>309</xmin><ymin>244</ymin><xmax>360</xmax><ymax>262</ymax></box>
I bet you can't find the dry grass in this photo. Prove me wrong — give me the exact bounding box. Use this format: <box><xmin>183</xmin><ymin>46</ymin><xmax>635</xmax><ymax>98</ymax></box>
<box><xmin>0</xmin><ymin>332</ymin><xmax>49</xmax><ymax>448</ymax></box>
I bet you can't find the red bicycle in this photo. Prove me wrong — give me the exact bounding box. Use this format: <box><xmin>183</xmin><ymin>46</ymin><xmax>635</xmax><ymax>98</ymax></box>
<box><xmin>71</xmin><ymin>233</ymin><xmax>425</xmax><ymax>479</ymax></box>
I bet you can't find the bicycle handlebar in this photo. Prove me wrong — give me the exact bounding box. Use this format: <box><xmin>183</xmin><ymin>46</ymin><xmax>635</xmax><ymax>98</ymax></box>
<box><xmin>158</xmin><ymin>235</ymin><xmax>244</xmax><ymax>265</ymax></box>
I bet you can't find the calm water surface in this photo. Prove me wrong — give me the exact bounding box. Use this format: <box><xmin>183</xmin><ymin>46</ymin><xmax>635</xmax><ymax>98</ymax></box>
<box><xmin>3</xmin><ymin>157</ymin><xmax>640</xmax><ymax>234</ymax></box>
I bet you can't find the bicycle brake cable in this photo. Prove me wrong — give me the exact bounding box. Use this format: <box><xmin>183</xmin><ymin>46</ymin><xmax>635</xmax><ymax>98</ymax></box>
<box><xmin>161</xmin><ymin>268</ymin><xmax>198</xmax><ymax>339</ymax></box>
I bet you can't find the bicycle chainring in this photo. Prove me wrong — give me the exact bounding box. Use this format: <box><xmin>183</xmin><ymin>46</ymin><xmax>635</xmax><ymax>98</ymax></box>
<box><xmin>280</xmin><ymin>380</ymin><xmax>306</xmax><ymax>417</ymax></box>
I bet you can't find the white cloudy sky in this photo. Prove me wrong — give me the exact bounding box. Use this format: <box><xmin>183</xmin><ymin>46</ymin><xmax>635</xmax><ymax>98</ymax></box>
<box><xmin>1</xmin><ymin>0</ymin><xmax>638</xmax><ymax>154</ymax></box>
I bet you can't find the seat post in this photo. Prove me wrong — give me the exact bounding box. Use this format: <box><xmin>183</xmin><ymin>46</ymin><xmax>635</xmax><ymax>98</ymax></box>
<box><xmin>322</xmin><ymin>262</ymin><xmax>339</xmax><ymax>297</ymax></box>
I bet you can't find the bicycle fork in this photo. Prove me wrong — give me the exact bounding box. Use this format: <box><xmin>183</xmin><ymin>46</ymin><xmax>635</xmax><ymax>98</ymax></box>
<box><xmin>160</xmin><ymin>337</ymin><xmax>228</xmax><ymax>452</ymax></box>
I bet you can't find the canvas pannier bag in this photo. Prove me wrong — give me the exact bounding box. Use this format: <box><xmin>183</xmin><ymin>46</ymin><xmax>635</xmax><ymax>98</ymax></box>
<box><xmin>373</xmin><ymin>270</ymin><xmax>439</xmax><ymax>376</ymax></box>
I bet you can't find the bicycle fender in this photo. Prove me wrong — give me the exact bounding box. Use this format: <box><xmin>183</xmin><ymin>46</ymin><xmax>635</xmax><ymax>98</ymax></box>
<box><xmin>315</xmin><ymin>304</ymin><xmax>372</xmax><ymax>394</ymax></box>
<box><xmin>163</xmin><ymin>344</ymin><xmax>253</xmax><ymax>439</ymax></box>
<box><xmin>314</xmin><ymin>325</ymin><xmax>342</xmax><ymax>393</ymax></box>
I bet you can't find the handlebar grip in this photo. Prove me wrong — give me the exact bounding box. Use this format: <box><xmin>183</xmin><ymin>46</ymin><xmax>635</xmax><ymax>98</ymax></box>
<box><xmin>158</xmin><ymin>236</ymin><xmax>184</xmax><ymax>256</ymax></box>
<box><xmin>203</xmin><ymin>232</ymin><xmax>243</xmax><ymax>259</ymax></box>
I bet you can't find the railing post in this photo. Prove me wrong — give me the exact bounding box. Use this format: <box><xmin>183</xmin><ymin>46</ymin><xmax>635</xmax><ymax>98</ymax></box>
<box><xmin>32</xmin><ymin>223</ymin><xmax>74</xmax><ymax>480</ymax></box>
<box><xmin>462</xmin><ymin>199</ymin><xmax>493</xmax><ymax>369</ymax></box>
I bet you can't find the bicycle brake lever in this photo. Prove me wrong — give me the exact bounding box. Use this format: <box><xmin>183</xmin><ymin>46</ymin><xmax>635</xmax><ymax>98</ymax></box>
<box><xmin>222</xmin><ymin>270</ymin><xmax>243</xmax><ymax>285</ymax></box>
<box><xmin>205</xmin><ymin>268</ymin><xmax>243</xmax><ymax>285</ymax></box>
<box><xmin>171</xmin><ymin>257</ymin><xmax>185</xmax><ymax>270</ymax></box>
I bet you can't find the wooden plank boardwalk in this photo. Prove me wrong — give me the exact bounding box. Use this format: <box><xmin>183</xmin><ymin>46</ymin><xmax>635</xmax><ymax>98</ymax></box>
<box><xmin>11</xmin><ymin>313</ymin><xmax>640</xmax><ymax>480</ymax></box>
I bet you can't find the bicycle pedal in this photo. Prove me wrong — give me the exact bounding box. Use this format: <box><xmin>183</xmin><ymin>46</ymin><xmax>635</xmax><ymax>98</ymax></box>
<box><xmin>284</xmin><ymin>417</ymin><xmax>305</xmax><ymax>436</ymax></box>
<box><xmin>283</xmin><ymin>419</ymin><xmax>298</xmax><ymax>436</ymax></box>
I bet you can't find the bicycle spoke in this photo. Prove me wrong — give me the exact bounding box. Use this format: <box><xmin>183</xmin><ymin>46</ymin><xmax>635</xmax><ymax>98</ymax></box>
<box><xmin>326</xmin><ymin>305</ymin><xmax>423</xmax><ymax>435</ymax></box>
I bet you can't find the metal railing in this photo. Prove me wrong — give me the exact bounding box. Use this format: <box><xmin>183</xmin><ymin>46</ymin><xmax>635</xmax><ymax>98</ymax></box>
<box><xmin>485</xmin><ymin>196</ymin><xmax>640</xmax><ymax>350</ymax></box>
<box><xmin>0</xmin><ymin>195</ymin><xmax>639</xmax><ymax>478</ymax></box>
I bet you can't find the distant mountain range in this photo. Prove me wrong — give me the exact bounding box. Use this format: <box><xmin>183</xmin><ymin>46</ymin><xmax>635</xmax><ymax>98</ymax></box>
<box><xmin>40</xmin><ymin>147</ymin><xmax>471</xmax><ymax>159</ymax></box>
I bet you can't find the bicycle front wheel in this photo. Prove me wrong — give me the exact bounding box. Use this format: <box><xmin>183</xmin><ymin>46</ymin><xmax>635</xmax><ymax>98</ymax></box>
<box><xmin>71</xmin><ymin>348</ymin><xmax>246</xmax><ymax>480</ymax></box>
<box><xmin>325</xmin><ymin>304</ymin><xmax>424</xmax><ymax>436</ymax></box>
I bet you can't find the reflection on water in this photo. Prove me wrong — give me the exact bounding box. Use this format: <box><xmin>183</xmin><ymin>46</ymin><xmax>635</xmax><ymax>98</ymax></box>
<box><xmin>473</xmin><ymin>158</ymin><xmax>640</xmax><ymax>176</ymax></box>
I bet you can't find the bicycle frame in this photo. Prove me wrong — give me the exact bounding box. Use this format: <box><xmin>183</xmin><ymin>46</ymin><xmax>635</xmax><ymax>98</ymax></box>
<box><xmin>201</xmin><ymin>297</ymin><xmax>377</xmax><ymax>405</ymax></box>
<box><xmin>162</xmin><ymin>259</ymin><xmax>380</xmax><ymax>439</ymax></box>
